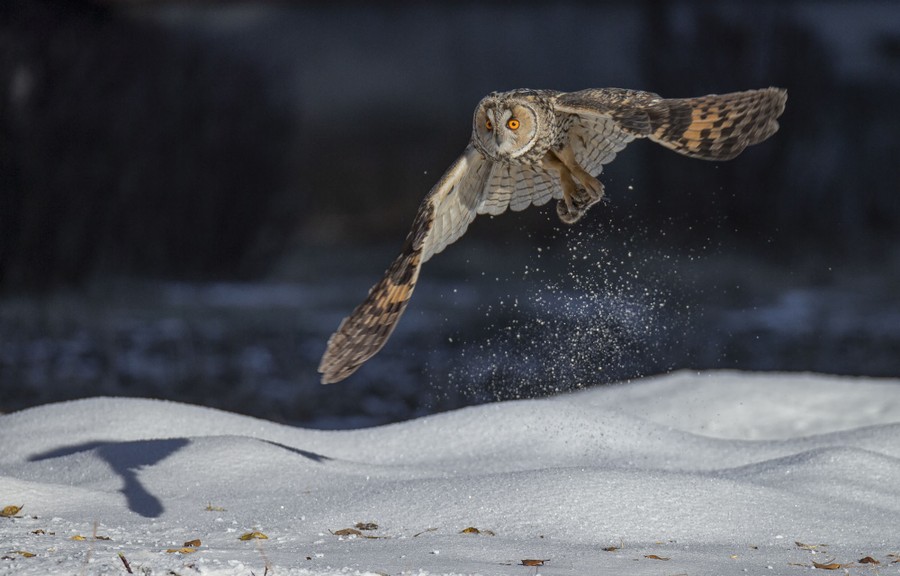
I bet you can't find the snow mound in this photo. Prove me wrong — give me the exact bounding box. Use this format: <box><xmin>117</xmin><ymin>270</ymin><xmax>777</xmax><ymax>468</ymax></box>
<box><xmin>1</xmin><ymin>370</ymin><xmax>899</xmax><ymax>575</ymax></box>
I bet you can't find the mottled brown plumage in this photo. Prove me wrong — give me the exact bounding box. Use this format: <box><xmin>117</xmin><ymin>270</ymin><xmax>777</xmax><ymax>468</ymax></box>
<box><xmin>318</xmin><ymin>87</ymin><xmax>787</xmax><ymax>384</ymax></box>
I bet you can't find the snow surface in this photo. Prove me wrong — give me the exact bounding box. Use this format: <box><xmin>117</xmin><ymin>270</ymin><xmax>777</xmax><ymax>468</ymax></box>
<box><xmin>1</xmin><ymin>370</ymin><xmax>899</xmax><ymax>576</ymax></box>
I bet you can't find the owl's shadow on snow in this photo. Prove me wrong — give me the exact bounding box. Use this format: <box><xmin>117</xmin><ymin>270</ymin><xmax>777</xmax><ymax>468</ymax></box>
<box><xmin>29</xmin><ymin>439</ymin><xmax>329</xmax><ymax>518</ymax></box>
<box><xmin>30</xmin><ymin>439</ymin><xmax>189</xmax><ymax>518</ymax></box>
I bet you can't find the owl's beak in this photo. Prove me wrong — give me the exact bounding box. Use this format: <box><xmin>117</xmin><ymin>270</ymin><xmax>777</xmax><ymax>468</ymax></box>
<box><xmin>493</xmin><ymin>129</ymin><xmax>503</xmax><ymax>146</ymax></box>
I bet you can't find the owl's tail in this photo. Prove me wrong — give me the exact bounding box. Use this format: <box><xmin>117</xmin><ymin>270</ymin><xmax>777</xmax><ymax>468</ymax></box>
<box><xmin>648</xmin><ymin>87</ymin><xmax>787</xmax><ymax>160</ymax></box>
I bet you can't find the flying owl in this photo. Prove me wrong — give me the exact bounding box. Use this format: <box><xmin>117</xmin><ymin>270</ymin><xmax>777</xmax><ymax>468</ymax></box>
<box><xmin>319</xmin><ymin>86</ymin><xmax>787</xmax><ymax>384</ymax></box>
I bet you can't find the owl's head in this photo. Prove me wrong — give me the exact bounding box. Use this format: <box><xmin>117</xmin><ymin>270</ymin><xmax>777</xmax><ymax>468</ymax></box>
<box><xmin>471</xmin><ymin>90</ymin><xmax>555</xmax><ymax>163</ymax></box>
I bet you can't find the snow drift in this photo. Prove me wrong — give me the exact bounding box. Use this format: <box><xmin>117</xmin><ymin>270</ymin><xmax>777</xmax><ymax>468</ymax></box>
<box><xmin>1</xmin><ymin>370</ymin><xmax>899</xmax><ymax>575</ymax></box>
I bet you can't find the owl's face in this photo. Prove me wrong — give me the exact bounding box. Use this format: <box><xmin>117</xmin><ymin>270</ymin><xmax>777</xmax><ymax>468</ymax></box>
<box><xmin>472</xmin><ymin>93</ymin><xmax>552</xmax><ymax>164</ymax></box>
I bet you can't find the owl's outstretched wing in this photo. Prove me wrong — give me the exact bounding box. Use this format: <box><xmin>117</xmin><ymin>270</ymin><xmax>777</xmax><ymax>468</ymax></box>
<box><xmin>553</xmin><ymin>88</ymin><xmax>662</xmax><ymax>179</ymax></box>
<box><xmin>421</xmin><ymin>146</ymin><xmax>492</xmax><ymax>262</ymax></box>
<box><xmin>555</xmin><ymin>87</ymin><xmax>787</xmax><ymax>174</ymax></box>
<box><xmin>318</xmin><ymin>146</ymin><xmax>490</xmax><ymax>384</ymax></box>
<box><xmin>466</xmin><ymin>88</ymin><xmax>786</xmax><ymax>219</ymax></box>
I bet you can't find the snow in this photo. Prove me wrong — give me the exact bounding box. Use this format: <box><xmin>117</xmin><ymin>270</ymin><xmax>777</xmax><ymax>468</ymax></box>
<box><xmin>1</xmin><ymin>370</ymin><xmax>899</xmax><ymax>576</ymax></box>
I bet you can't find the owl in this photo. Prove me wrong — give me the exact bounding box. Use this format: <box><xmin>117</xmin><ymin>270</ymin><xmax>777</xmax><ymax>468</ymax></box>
<box><xmin>319</xmin><ymin>86</ymin><xmax>787</xmax><ymax>384</ymax></box>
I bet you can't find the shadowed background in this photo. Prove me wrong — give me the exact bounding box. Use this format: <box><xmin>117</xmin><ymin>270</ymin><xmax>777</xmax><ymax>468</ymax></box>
<box><xmin>2</xmin><ymin>0</ymin><xmax>899</xmax><ymax>427</ymax></box>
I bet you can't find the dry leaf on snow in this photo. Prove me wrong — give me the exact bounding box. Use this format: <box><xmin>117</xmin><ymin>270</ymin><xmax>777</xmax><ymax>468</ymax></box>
<box><xmin>165</xmin><ymin>547</ymin><xmax>197</xmax><ymax>554</ymax></box>
<box><xmin>520</xmin><ymin>559</ymin><xmax>548</xmax><ymax>566</ymax></box>
<box><xmin>70</xmin><ymin>534</ymin><xmax>110</xmax><ymax>541</ymax></box>
<box><xmin>812</xmin><ymin>560</ymin><xmax>844</xmax><ymax>570</ymax></box>
<box><xmin>332</xmin><ymin>528</ymin><xmax>362</xmax><ymax>536</ymax></box>
<box><xmin>645</xmin><ymin>554</ymin><xmax>670</xmax><ymax>561</ymax></box>
<box><xmin>460</xmin><ymin>527</ymin><xmax>495</xmax><ymax>535</ymax></box>
<box><xmin>1</xmin><ymin>505</ymin><xmax>23</xmax><ymax>517</ymax></box>
<box><xmin>238</xmin><ymin>531</ymin><xmax>268</xmax><ymax>541</ymax></box>
<box><xmin>183</xmin><ymin>539</ymin><xmax>202</xmax><ymax>548</ymax></box>
<box><xmin>10</xmin><ymin>550</ymin><xmax>36</xmax><ymax>558</ymax></box>
<box><xmin>858</xmin><ymin>556</ymin><xmax>879</xmax><ymax>564</ymax></box>
<box><xmin>355</xmin><ymin>522</ymin><xmax>378</xmax><ymax>531</ymax></box>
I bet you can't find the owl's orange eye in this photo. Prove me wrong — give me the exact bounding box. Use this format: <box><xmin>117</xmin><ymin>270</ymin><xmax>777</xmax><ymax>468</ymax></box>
<box><xmin>507</xmin><ymin>118</ymin><xmax>520</xmax><ymax>130</ymax></box>
<box><xmin>485</xmin><ymin>119</ymin><xmax>493</xmax><ymax>130</ymax></box>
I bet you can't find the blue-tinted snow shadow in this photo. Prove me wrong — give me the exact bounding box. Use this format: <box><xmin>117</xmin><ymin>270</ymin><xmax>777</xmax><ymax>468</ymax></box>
<box><xmin>260</xmin><ymin>439</ymin><xmax>332</xmax><ymax>463</ymax></box>
<box><xmin>29</xmin><ymin>438</ymin><xmax>331</xmax><ymax>518</ymax></box>
<box><xmin>29</xmin><ymin>439</ymin><xmax>189</xmax><ymax>518</ymax></box>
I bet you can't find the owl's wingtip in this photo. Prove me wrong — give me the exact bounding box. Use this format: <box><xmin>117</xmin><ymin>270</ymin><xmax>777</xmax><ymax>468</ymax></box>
<box><xmin>318</xmin><ymin>335</ymin><xmax>360</xmax><ymax>385</ymax></box>
<box><xmin>764</xmin><ymin>87</ymin><xmax>788</xmax><ymax>115</ymax></box>
<box><xmin>318</xmin><ymin>357</ymin><xmax>358</xmax><ymax>385</ymax></box>
<box><xmin>319</xmin><ymin>371</ymin><xmax>346</xmax><ymax>385</ymax></box>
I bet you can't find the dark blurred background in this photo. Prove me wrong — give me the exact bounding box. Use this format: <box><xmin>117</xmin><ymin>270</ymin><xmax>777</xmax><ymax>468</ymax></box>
<box><xmin>2</xmin><ymin>0</ymin><xmax>899</xmax><ymax>427</ymax></box>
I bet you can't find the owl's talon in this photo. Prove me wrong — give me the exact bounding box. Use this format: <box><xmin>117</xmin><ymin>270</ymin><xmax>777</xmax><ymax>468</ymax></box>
<box><xmin>557</xmin><ymin>181</ymin><xmax>602</xmax><ymax>224</ymax></box>
<box><xmin>556</xmin><ymin>199</ymin><xmax>582</xmax><ymax>224</ymax></box>
<box><xmin>574</xmin><ymin>188</ymin><xmax>603</xmax><ymax>213</ymax></box>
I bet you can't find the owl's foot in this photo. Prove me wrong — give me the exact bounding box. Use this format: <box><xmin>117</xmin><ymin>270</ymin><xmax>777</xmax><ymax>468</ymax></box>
<box><xmin>556</xmin><ymin>179</ymin><xmax>605</xmax><ymax>224</ymax></box>
<box><xmin>556</xmin><ymin>198</ymin><xmax>582</xmax><ymax>224</ymax></box>
<box><xmin>543</xmin><ymin>146</ymin><xmax>605</xmax><ymax>224</ymax></box>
